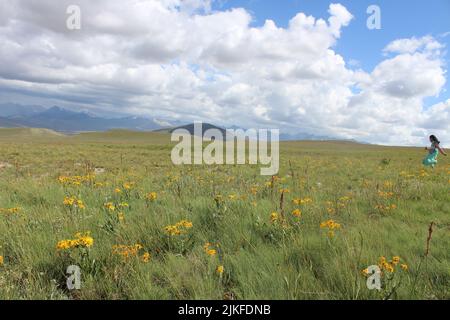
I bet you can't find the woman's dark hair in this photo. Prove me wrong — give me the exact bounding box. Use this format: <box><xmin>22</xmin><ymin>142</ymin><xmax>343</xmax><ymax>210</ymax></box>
<box><xmin>430</xmin><ymin>135</ymin><xmax>440</xmax><ymax>144</ymax></box>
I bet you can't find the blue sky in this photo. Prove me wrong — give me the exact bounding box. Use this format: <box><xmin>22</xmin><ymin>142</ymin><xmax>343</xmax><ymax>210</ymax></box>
<box><xmin>214</xmin><ymin>0</ymin><xmax>450</xmax><ymax>105</ymax></box>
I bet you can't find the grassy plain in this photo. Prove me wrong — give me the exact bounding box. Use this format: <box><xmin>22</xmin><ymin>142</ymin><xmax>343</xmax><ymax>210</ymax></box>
<box><xmin>0</xmin><ymin>128</ymin><xmax>448</xmax><ymax>300</ymax></box>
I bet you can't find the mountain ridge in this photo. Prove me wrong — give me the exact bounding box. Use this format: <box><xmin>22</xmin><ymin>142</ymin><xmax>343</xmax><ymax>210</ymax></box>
<box><xmin>0</xmin><ymin>103</ymin><xmax>362</xmax><ymax>143</ymax></box>
<box><xmin>0</xmin><ymin>105</ymin><xmax>165</xmax><ymax>133</ymax></box>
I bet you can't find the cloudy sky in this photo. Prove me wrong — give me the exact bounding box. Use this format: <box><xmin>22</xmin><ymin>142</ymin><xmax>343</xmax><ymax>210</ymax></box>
<box><xmin>0</xmin><ymin>0</ymin><xmax>449</xmax><ymax>145</ymax></box>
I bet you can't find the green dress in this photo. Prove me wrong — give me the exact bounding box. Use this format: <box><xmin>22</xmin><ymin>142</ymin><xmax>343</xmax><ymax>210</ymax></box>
<box><xmin>423</xmin><ymin>142</ymin><xmax>439</xmax><ymax>167</ymax></box>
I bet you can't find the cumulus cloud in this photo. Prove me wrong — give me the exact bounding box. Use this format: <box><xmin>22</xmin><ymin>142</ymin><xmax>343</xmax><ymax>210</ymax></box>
<box><xmin>0</xmin><ymin>0</ymin><xmax>448</xmax><ymax>145</ymax></box>
<box><xmin>383</xmin><ymin>36</ymin><xmax>443</xmax><ymax>55</ymax></box>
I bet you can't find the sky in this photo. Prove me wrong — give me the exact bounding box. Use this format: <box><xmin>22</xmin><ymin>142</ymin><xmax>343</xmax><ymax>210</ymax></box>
<box><xmin>0</xmin><ymin>0</ymin><xmax>449</xmax><ymax>145</ymax></box>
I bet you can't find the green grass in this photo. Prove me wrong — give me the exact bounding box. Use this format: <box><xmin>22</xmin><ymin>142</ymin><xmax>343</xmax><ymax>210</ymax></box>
<box><xmin>0</xmin><ymin>129</ymin><xmax>448</xmax><ymax>300</ymax></box>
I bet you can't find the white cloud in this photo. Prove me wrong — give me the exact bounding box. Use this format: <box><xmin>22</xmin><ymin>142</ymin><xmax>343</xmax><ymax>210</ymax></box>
<box><xmin>384</xmin><ymin>36</ymin><xmax>443</xmax><ymax>55</ymax></box>
<box><xmin>0</xmin><ymin>1</ymin><xmax>448</xmax><ymax>145</ymax></box>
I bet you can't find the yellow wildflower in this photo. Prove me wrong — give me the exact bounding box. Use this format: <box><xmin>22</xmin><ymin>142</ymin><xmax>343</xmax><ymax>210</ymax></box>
<box><xmin>118</xmin><ymin>202</ymin><xmax>129</xmax><ymax>208</ymax></box>
<box><xmin>384</xmin><ymin>263</ymin><xmax>395</xmax><ymax>273</ymax></box>
<box><xmin>123</xmin><ymin>182</ymin><xmax>133</xmax><ymax>190</ymax></box>
<box><xmin>112</xmin><ymin>244</ymin><xmax>144</xmax><ymax>260</ymax></box>
<box><xmin>0</xmin><ymin>207</ymin><xmax>22</xmax><ymax>215</ymax></box>
<box><xmin>270</xmin><ymin>212</ymin><xmax>279</xmax><ymax>223</ymax></box>
<box><xmin>177</xmin><ymin>220</ymin><xmax>193</xmax><ymax>229</ymax></box>
<box><xmin>165</xmin><ymin>220</ymin><xmax>193</xmax><ymax>236</ymax></box>
<box><xmin>104</xmin><ymin>202</ymin><xmax>116</xmax><ymax>211</ymax></box>
<box><xmin>392</xmin><ymin>256</ymin><xmax>400</xmax><ymax>265</ymax></box>
<box><xmin>293</xmin><ymin>197</ymin><xmax>313</xmax><ymax>205</ymax></box>
<box><xmin>56</xmin><ymin>232</ymin><xmax>94</xmax><ymax>251</ymax></box>
<box><xmin>76</xmin><ymin>200</ymin><xmax>85</xmax><ymax>209</ymax></box>
<box><xmin>146</xmin><ymin>192</ymin><xmax>157</xmax><ymax>201</ymax></box>
<box><xmin>141</xmin><ymin>252</ymin><xmax>151</xmax><ymax>263</ymax></box>
<box><xmin>204</xmin><ymin>242</ymin><xmax>218</xmax><ymax>256</ymax></box>
<box><xmin>63</xmin><ymin>197</ymin><xmax>75</xmax><ymax>206</ymax></box>
<box><xmin>216</xmin><ymin>265</ymin><xmax>224</xmax><ymax>274</ymax></box>
<box><xmin>63</xmin><ymin>196</ymin><xmax>85</xmax><ymax>209</ymax></box>
<box><xmin>320</xmin><ymin>219</ymin><xmax>341</xmax><ymax>230</ymax></box>
<box><xmin>292</xmin><ymin>209</ymin><xmax>302</xmax><ymax>217</ymax></box>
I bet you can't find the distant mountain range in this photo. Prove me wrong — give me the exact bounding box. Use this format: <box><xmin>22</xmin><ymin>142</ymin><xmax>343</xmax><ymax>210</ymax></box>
<box><xmin>0</xmin><ymin>104</ymin><xmax>171</xmax><ymax>133</ymax></box>
<box><xmin>157</xmin><ymin>123</ymin><xmax>351</xmax><ymax>142</ymax></box>
<box><xmin>0</xmin><ymin>103</ymin><xmax>359</xmax><ymax>142</ymax></box>
<box><xmin>155</xmin><ymin>123</ymin><xmax>227</xmax><ymax>137</ymax></box>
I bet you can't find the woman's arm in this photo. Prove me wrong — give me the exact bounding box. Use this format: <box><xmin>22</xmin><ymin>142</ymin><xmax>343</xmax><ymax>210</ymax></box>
<box><xmin>437</xmin><ymin>145</ymin><xmax>447</xmax><ymax>156</ymax></box>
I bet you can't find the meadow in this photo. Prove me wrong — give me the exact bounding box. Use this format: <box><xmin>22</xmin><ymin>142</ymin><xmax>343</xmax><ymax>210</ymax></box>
<box><xmin>0</xmin><ymin>128</ymin><xmax>448</xmax><ymax>300</ymax></box>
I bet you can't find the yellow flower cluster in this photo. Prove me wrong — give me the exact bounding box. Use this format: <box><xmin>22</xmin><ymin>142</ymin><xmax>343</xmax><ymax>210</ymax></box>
<box><xmin>270</xmin><ymin>212</ymin><xmax>279</xmax><ymax>223</ymax></box>
<box><xmin>320</xmin><ymin>219</ymin><xmax>342</xmax><ymax>238</ymax></box>
<box><xmin>123</xmin><ymin>182</ymin><xmax>134</xmax><ymax>190</ymax></box>
<box><xmin>141</xmin><ymin>252</ymin><xmax>151</xmax><ymax>263</ymax></box>
<box><xmin>56</xmin><ymin>232</ymin><xmax>94</xmax><ymax>250</ymax></box>
<box><xmin>146</xmin><ymin>192</ymin><xmax>158</xmax><ymax>201</ymax></box>
<box><xmin>204</xmin><ymin>243</ymin><xmax>218</xmax><ymax>256</ymax></box>
<box><xmin>0</xmin><ymin>207</ymin><xmax>21</xmax><ymax>215</ymax></box>
<box><xmin>292</xmin><ymin>197</ymin><xmax>313</xmax><ymax>205</ymax></box>
<box><xmin>164</xmin><ymin>220</ymin><xmax>193</xmax><ymax>236</ymax></box>
<box><xmin>401</xmin><ymin>169</ymin><xmax>434</xmax><ymax>179</ymax></box>
<box><xmin>58</xmin><ymin>174</ymin><xmax>95</xmax><ymax>186</ymax></box>
<box><xmin>118</xmin><ymin>202</ymin><xmax>129</xmax><ymax>208</ymax></box>
<box><xmin>63</xmin><ymin>196</ymin><xmax>85</xmax><ymax>209</ymax></box>
<box><xmin>216</xmin><ymin>265</ymin><xmax>224</xmax><ymax>275</ymax></box>
<box><xmin>320</xmin><ymin>219</ymin><xmax>341</xmax><ymax>230</ymax></box>
<box><xmin>378</xmin><ymin>191</ymin><xmax>395</xmax><ymax>198</ymax></box>
<box><xmin>362</xmin><ymin>256</ymin><xmax>408</xmax><ymax>276</ymax></box>
<box><xmin>379</xmin><ymin>256</ymin><xmax>408</xmax><ymax>273</ymax></box>
<box><xmin>0</xmin><ymin>255</ymin><xmax>4</xmax><ymax>266</ymax></box>
<box><xmin>104</xmin><ymin>202</ymin><xmax>116</xmax><ymax>211</ymax></box>
<box><xmin>112</xmin><ymin>244</ymin><xmax>150</xmax><ymax>262</ymax></box>
<box><xmin>291</xmin><ymin>209</ymin><xmax>302</xmax><ymax>217</ymax></box>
